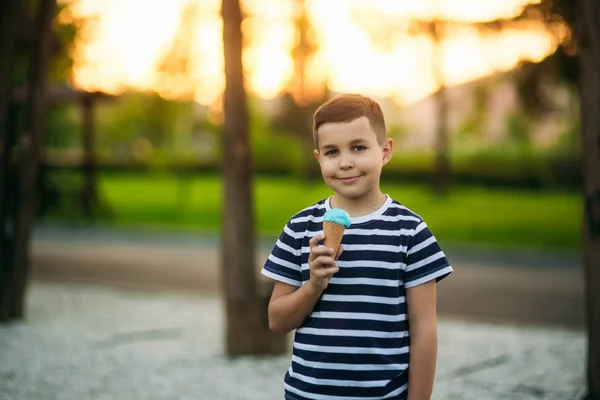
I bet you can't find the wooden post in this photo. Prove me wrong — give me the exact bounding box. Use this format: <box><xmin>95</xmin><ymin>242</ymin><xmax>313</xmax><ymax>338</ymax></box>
<box><xmin>221</xmin><ymin>0</ymin><xmax>286</xmax><ymax>355</ymax></box>
<box><xmin>0</xmin><ymin>0</ymin><xmax>19</xmax><ymax>321</ymax></box>
<box><xmin>577</xmin><ymin>0</ymin><xmax>600</xmax><ymax>398</ymax></box>
<box><xmin>10</xmin><ymin>0</ymin><xmax>56</xmax><ymax>319</ymax></box>
<box><xmin>81</xmin><ymin>94</ymin><xmax>97</xmax><ymax>218</ymax></box>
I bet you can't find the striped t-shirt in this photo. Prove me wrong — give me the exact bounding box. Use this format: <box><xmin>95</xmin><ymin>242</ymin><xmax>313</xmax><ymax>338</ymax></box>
<box><xmin>261</xmin><ymin>195</ymin><xmax>453</xmax><ymax>400</ymax></box>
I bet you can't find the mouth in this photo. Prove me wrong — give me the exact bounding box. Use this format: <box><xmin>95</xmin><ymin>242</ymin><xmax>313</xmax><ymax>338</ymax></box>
<box><xmin>337</xmin><ymin>175</ymin><xmax>362</xmax><ymax>184</ymax></box>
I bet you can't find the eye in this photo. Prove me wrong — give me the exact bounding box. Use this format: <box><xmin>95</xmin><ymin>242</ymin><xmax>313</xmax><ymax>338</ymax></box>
<box><xmin>325</xmin><ymin>149</ymin><xmax>338</xmax><ymax>156</ymax></box>
<box><xmin>352</xmin><ymin>145</ymin><xmax>366</xmax><ymax>151</ymax></box>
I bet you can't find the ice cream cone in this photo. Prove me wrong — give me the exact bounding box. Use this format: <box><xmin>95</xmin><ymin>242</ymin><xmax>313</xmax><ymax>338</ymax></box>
<box><xmin>323</xmin><ymin>220</ymin><xmax>346</xmax><ymax>258</ymax></box>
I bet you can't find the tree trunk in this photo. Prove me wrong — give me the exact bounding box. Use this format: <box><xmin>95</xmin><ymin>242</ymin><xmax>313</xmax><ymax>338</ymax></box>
<box><xmin>433</xmin><ymin>84</ymin><xmax>450</xmax><ymax>194</ymax></box>
<box><xmin>577</xmin><ymin>0</ymin><xmax>600</xmax><ymax>398</ymax></box>
<box><xmin>9</xmin><ymin>0</ymin><xmax>56</xmax><ymax>320</ymax></box>
<box><xmin>0</xmin><ymin>0</ymin><xmax>19</xmax><ymax>321</ymax></box>
<box><xmin>430</xmin><ymin>20</ymin><xmax>451</xmax><ymax>194</ymax></box>
<box><xmin>220</xmin><ymin>0</ymin><xmax>286</xmax><ymax>356</ymax></box>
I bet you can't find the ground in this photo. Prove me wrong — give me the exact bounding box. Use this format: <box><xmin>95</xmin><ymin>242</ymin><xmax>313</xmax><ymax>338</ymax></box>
<box><xmin>0</xmin><ymin>226</ymin><xmax>589</xmax><ymax>399</ymax></box>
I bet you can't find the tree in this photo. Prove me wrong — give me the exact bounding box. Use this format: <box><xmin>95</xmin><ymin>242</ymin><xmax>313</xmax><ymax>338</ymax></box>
<box><xmin>0</xmin><ymin>0</ymin><xmax>57</xmax><ymax>321</ymax></box>
<box><xmin>0</xmin><ymin>0</ymin><xmax>20</xmax><ymax>320</ymax></box>
<box><xmin>429</xmin><ymin>19</ymin><xmax>451</xmax><ymax>194</ymax></box>
<box><xmin>501</xmin><ymin>1</ymin><xmax>599</xmax><ymax>396</ymax></box>
<box><xmin>155</xmin><ymin>0</ymin><xmax>199</xmax><ymax>100</ymax></box>
<box><xmin>403</xmin><ymin>1</ymin><xmax>598</xmax><ymax>394</ymax></box>
<box><xmin>575</xmin><ymin>1</ymin><xmax>600</xmax><ymax>397</ymax></box>
<box><xmin>271</xmin><ymin>0</ymin><xmax>325</xmax><ymax>181</ymax></box>
<box><xmin>220</xmin><ymin>0</ymin><xmax>286</xmax><ymax>356</ymax></box>
<box><xmin>506</xmin><ymin>1</ymin><xmax>600</xmax><ymax>397</ymax></box>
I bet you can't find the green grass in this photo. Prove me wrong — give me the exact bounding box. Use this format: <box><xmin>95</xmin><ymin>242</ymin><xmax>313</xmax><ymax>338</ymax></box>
<box><xmin>88</xmin><ymin>173</ymin><xmax>580</xmax><ymax>252</ymax></box>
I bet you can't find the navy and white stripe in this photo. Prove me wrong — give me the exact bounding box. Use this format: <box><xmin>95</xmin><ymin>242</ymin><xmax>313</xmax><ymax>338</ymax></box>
<box><xmin>262</xmin><ymin>195</ymin><xmax>453</xmax><ymax>400</ymax></box>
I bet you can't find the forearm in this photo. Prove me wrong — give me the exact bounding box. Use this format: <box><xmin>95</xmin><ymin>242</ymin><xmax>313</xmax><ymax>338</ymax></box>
<box><xmin>407</xmin><ymin>329</ymin><xmax>438</xmax><ymax>400</ymax></box>
<box><xmin>268</xmin><ymin>283</ymin><xmax>323</xmax><ymax>333</ymax></box>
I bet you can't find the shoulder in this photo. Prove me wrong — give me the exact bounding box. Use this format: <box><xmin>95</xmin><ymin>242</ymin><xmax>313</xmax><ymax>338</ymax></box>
<box><xmin>279</xmin><ymin>199</ymin><xmax>327</xmax><ymax>237</ymax></box>
<box><xmin>287</xmin><ymin>199</ymin><xmax>327</xmax><ymax>226</ymax></box>
<box><xmin>383</xmin><ymin>197</ymin><xmax>425</xmax><ymax>230</ymax></box>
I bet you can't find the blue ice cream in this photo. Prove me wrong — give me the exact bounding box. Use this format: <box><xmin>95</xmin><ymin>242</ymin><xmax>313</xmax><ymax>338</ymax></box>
<box><xmin>323</xmin><ymin>208</ymin><xmax>351</xmax><ymax>228</ymax></box>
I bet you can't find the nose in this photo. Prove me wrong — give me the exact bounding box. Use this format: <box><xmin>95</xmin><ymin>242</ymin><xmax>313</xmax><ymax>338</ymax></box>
<box><xmin>339</xmin><ymin>152</ymin><xmax>354</xmax><ymax>170</ymax></box>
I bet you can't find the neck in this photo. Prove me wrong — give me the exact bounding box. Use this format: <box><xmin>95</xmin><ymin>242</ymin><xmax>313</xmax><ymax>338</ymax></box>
<box><xmin>331</xmin><ymin>191</ymin><xmax>387</xmax><ymax>218</ymax></box>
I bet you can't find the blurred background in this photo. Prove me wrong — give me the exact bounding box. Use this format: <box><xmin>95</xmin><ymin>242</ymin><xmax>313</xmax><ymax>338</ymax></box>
<box><xmin>1</xmin><ymin>0</ymin><xmax>596</xmax><ymax>399</ymax></box>
<box><xmin>25</xmin><ymin>0</ymin><xmax>582</xmax><ymax>249</ymax></box>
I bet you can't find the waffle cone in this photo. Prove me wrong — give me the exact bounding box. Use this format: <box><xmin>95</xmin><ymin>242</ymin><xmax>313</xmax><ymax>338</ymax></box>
<box><xmin>323</xmin><ymin>221</ymin><xmax>346</xmax><ymax>258</ymax></box>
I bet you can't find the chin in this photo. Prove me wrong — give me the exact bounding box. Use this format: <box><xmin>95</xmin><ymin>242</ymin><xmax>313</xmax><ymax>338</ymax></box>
<box><xmin>334</xmin><ymin>188</ymin><xmax>367</xmax><ymax>199</ymax></box>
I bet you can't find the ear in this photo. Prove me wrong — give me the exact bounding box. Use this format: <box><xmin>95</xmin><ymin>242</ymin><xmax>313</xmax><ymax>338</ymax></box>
<box><xmin>382</xmin><ymin>138</ymin><xmax>394</xmax><ymax>166</ymax></box>
<box><xmin>314</xmin><ymin>148</ymin><xmax>321</xmax><ymax>163</ymax></box>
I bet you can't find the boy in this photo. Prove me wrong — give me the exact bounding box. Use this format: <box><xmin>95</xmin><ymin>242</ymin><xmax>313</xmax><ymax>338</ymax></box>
<box><xmin>261</xmin><ymin>94</ymin><xmax>453</xmax><ymax>400</ymax></box>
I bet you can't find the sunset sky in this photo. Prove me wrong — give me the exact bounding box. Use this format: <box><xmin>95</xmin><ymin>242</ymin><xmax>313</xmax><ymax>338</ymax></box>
<box><xmin>60</xmin><ymin>0</ymin><xmax>565</xmax><ymax>106</ymax></box>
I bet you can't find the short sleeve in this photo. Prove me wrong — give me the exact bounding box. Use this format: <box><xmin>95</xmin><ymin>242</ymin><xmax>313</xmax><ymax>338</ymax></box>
<box><xmin>404</xmin><ymin>221</ymin><xmax>453</xmax><ymax>289</ymax></box>
<box><xmin>261</xmin><ymin>221</ymin><xmax>303</xmax><ymax>287</ymax></box>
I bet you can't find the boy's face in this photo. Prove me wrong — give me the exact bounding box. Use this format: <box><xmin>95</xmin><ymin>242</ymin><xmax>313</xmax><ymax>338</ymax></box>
<box><xmin>314</xmin><ymin>116</ymin><xmax>393</xmax><ymax>205</ymax></box>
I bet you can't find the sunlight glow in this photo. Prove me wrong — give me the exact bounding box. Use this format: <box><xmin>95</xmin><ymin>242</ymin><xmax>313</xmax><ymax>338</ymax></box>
<box><xmin>63</xmin><ymin>0</ymin><xmax>560</xmax><ymax>106</ymax></box>
<box><xmin>341</xmin><ymin>0</ymin><xmax>541</xmax><ymax>22</ymax></box>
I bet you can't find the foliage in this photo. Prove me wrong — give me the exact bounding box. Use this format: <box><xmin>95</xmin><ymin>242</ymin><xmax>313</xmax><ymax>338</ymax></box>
<box><xmin>504</xmin><ymin>110</ymin><xmax>534</xmax><ymax>151</ymax></box>
<box><xmin>251</xmin><ymin>131</ymin><xmax>303</xmax><ymax>175</ymax></box>
<box><xmin>510</xmin><ymin>1</ymin><xmax>578</xmax><ymax>115</ymax></box>
<box><xmin>50</xmin><ymin>3</ymin><xmax>78</xmax><ymax>83</ymax></box>
<box><xmin>44</xmin><ymin>104</ymin><xmax>78</xmax><ymax>148</ymax></box>
<box><xmin>453</xmin><ymin>83</ymin><xmax>493</xmax><ymax>153</ymax></box>
<box><xmin>94</xmin><ymin>92</ymin><xmax>195</xmax><ymax>165</ymax></box>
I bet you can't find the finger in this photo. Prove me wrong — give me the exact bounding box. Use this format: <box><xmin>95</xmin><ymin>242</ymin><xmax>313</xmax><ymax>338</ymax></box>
<box><xmin>309</xmin><ymin>234</ymin><xmax>325</xmax><ymax>249</ymax></box>
<box><xmin>311</xmin><ymin>246</ymin><xmax>334</xmax><ymax>258</ymax></box>
<box><xmin>308</xmin><ymin>234</ymin><xmax>326</xmax><ymax>261</ymax></box>
<box><xmin>312</xmin><ymin>268</ymin><xmax>330</xmax><ymax>279</ymax></box>
<box><xmin>323</xmin><ymin>267</ymin><xmax>340</xmax><ymax>283</ymax></box>
<box><xmin>312</xmin><ymin>255</ymin><xmax>336</xmax><ymax>269</ymax></box>
<box><xmin>314</xmin><ymin>266</ymin><xmax>339</xmax><ymax>279</ymax></box>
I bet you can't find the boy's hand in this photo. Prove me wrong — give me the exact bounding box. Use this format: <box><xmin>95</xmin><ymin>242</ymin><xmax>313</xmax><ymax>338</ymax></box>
<box><xmin>308</xmin><ymin>234</ymin><xmax>342</xmax><ymax>292</ymax></box>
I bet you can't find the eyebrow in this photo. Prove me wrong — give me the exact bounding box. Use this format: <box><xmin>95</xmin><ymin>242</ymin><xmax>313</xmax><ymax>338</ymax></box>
<box><xmin>348</xmin><ymin>138</ymin><xmax>368</xmax><ymax>145</ymax></box>
<box><xmin>320</xmin><ymin>139</ymin><xmax>368</xmax><ymax>150</ymax></box>
<box><xmin>320</xmin><ymin>144</ymin><xmax>337</xmax><ymax>150</ymax></box>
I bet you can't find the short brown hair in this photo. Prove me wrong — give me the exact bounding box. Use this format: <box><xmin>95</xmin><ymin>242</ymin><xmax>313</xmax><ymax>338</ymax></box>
<box><xmin>312</xmin><ymin>94</ymin><xmax>386</xmax><ymax>148</ymax></box>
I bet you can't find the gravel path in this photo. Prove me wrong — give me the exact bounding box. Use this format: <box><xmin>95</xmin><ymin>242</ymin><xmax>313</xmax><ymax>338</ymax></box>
<box><xmin>0</xmin><ymin>281</ymin><xmax>587</xmax><ymax>400</ymax></box>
